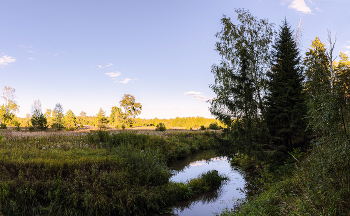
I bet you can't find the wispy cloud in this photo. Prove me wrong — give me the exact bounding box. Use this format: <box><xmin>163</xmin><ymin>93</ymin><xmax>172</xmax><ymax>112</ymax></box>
<box><xmin>105</xmin><ymin>71</ymin><xmax>121</xmax><ymax>78</ymax></box>
<box><xmin>0</xmin><ymin>55</ymin><xmax>16</xmax><ymax>66</ymax></box>
<box><xmin>315</xmin><ymin>7</ymin><xmax>322</xmax><ymax>12</ymax></box>
<box><xmin>97</xmin><ymin>65</ymin><xmax>103</xmax><ymax>69</ymax></box>
<box><xmin>288</xmin><ymin>0</ymin><xmax>312</xmax><ymax>14</ymax></box>
<box><xmin>54</xmin><ymin>54</ymin><xmax>58</xmax><ymax>56</ymax></box>
<box><xmin>106</xmin><ymin>63</ymin><xmax>113</xmax><ymax>67</ymax></box>
<box><xmin>28</xmin><ymin>58</ymin><xmax>34</xmax><ymax>60</ymax></box>
<box><xmin>119</xmin><ymin>78</ymin><xmax>132</xmax><ymax>84</ymax></box>
<box><xmin>19</xmin><ymin>45</ymin><xmax>33</xmax><ymax>48</ymax></box>
<box><xmin>183</xmin><ymin>91</ymin><xmax>203</xmax><ymax>95</ymax></box>
<box><xmin>344</xmin><ymin>45</ymin><xmax>350</xmax><ymax>49</ymax></box>
<box><xmin>184</xmin><ymin>91</ymin><xmax>213</xmax><ymax>102</ymax></box>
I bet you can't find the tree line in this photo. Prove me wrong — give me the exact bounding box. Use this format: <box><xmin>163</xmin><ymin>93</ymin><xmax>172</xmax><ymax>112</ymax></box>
<box><xmin>0</xmin><ymin>92</ymin><xmax>143</xmax><ymax>130</ymax></box>
<box><xmin>210</xmin><ymin>8</ymin><xmax>350</xmax><ymax>166</ymax></box>
<box><xmin>0</xmin><ymin>89</ymin><xmax>222</xmax><ymax>130</ymax></box>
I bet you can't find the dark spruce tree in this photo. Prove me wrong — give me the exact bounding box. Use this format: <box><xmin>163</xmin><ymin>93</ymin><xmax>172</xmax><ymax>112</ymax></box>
<box><xmin>264</xmin><ymin>19</ymin><xmax>308</xmax><ymax>157</ymax></box>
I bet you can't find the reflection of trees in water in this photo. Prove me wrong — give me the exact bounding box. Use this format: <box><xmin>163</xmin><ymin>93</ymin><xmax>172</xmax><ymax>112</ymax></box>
<box><xmin>170</xmin><ymin>150</ymin><xmax>217</xmax><ymax>173</ymax></box>
<box><xmin>172</xmin><ymin>185</ymin><xmax>225</xmax><ymax>213</ymax></box>
<box><xmin>231</xmin><ymin>165</ymin><xmax>261</xmax><ymax>201</ymax></box>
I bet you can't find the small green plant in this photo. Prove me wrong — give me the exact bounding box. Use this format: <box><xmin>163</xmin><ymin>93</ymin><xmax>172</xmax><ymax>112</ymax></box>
<box><xmin>155</xmin><ymin>123</ymin><xmax>166</xmax><ymax>131</ymax></box>
<box><xmin>121</xmin><ymin>124</ymin><xmax>126</xmax><ymax>130</ymax></box>
<box><xmin>13</xmin><ymin>125</ymin><xmax>20</xmax><ymax>131</ymax></box>
<box><xmin>200</xmin><ymin>125</ymin><xmax>206</xmax><ymax>130</ymax></box>
<box><xmin>0</xmin><ymin>131</ymin><xmax>4</xmax><ymax>142</ymax></box>
<box><xmin>0</xmin><ymin>123</ymin><xmax>7</xmax><ymax>129</ymax></box>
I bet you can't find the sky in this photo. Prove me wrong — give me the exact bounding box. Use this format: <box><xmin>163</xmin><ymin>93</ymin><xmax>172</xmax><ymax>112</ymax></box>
<box><xmin>1</xmin><ymin>0</ymin><xmax>349</xmax><ymax>119</ymax></box>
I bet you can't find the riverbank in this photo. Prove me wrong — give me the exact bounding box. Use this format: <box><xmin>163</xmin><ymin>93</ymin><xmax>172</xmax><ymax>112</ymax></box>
<box><xmin>0</xmin><ymin>130</ymin><xmax>227</xmax><ymax>215</ymax></box>
<box><xmin>219</xmin><ymin>139</ymin><xmax>350</xmax><ymax>215</ymax></box>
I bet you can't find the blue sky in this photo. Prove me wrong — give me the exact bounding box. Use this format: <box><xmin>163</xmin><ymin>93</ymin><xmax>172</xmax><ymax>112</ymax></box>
<box><xmin>1</xmin><ymin>0</ymin><xmax>349</xmax><ymax>119</ymax></box>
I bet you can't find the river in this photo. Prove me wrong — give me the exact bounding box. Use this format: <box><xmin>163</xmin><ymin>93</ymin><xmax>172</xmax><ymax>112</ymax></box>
<box><xmin>167</xmin><ymin>150</ymin><xmax>256</xmax><ymax>216</ymax></box>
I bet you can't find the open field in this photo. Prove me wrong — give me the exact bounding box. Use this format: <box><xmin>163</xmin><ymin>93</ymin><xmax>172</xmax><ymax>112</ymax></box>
<box><xmin>0</xmin><ymin>129</ymin><xmax>226</xmax><ymax>216</ymax></box>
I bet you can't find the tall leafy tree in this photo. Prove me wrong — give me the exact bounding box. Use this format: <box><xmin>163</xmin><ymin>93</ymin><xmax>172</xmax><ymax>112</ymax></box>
<box><xmin>264</xmin><ymin>19</ymin><xmax>308</xmax><ymax>154</ymax></box>
<box><xmin>110</xmin><ymin>106</ymin><xmax>123</xmax><ymax>126</ymax></box>
<box><xmin>0</xmin><ymin>86</ymin><xmax>19</xmax><ymax>124</ymax></box>
<box><xmin>64</xmin><ymin>110</ymin><xmax>77</xmax><ymax>131</ymax></box>
<box><xmin>209</xmin><ymin>9</ymin><xmax>275</xmax><ymax>166</ymax></box>
<box><xmin>52</xmin><ymin>103</ymin><xmax>64</xmax><ymax>130</ymax></box>
<box><xmin>119</xmin><ymin>94</ymin><xmax>142</xmax><ymax>127</ymax></box>
<box><xmin>95</xmin><ymin>108</ymin><xmax>108</xmax><ymax>129</ymax></box>
<box><xmin>210</xmin><ymin>8</ymin><xmax>275</xmax><ymax>122</ymax></box>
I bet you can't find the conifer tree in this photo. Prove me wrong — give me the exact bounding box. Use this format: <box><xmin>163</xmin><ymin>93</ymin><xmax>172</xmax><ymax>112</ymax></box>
<box><xmin>264</xmin><ymin>19</ymin><xmax>307</xmax><ymax>154</ymax></box>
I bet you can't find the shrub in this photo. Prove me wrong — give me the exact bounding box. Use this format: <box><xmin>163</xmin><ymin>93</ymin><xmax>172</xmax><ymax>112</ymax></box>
<box><xmin>155</xmin><ymin>123</ymin><xmax>166</xmax><ymax>131</ymax></box>
<box><xmin>13</xmin><ymin>125</ymin><xmax>20</xmax><ymax>131</ymax></box>
<box><xmin>200</xmin><ymin>125</ymin><xmax>206</xmax><ymax>130</ymax></box>
<box><xmin>31</xmin><ymin>110</ymin><xmax>48</xmax><ymax>130</ymax></box>
<box><xmin>208</xmin><ymin>122</ymin><xmax>220</xmax><ymax>130</ymax></box>
<box><xmin>0</xmin><ymin>123</ymin><xmax>7</xmax><ymax>129</ymax></box>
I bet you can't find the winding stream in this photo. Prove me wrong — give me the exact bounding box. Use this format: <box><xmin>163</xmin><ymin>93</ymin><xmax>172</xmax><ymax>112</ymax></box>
<box><xmin>167</xmin><ymin>150</ymin><xmax>255</xmax><ymax>216</ymax></box>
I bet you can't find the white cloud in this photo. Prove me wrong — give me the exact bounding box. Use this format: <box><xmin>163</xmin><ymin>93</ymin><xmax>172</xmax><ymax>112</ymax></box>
<box><xmin>97</xmin><ymin>65</ymin><xmax>103</xmax><ymax>69</ymax></box>
<box><xmin>19</xmin><ymin>45</ymin><xmax>33</xmax><ymax>48</ymax></box>
<box><xmin>28</xmin><ymin>58</ymin><xmax>34</xmax><ymax>60</ymax></box>
<box><xmin>345</xmin><ymin>51</ymin><xmax>350</xmax><ymax>56</ymax></box>
<box><xmin>29</xmin><ymin>50</ymin><xmax>36</xmax><ymax>53</ymax></box>
<box><xmin>315</xmin><ymin>7</ymin><xmax>322</xmax><ymax>12</ymax></box>
<box><xmin>105</xmin><ymin>71</ymin><xmax>121</xmax><ymax>78</ymax></box>
<box><xmin>184</xmin><ymin>91</ymin><xmax>214</xmax><ymax>102</ymax></box>
<box><xmin>106</xmin><ymin>63</ymin><xmax>113</xmax><ymax>67</ymax></box>
<box><xmin>119</xmin><ymin>78</ymin><xmax>132</xmax><ymax>84</ymax></box>
<box><xmin>344</xmin><ymin>45</ymin><xmax>350</xmax><ymax>49</ymax></box>
<box><xmin>288</xmin><ymin>0</ymin><xmax>312</xmax><ymax>14</ymax></box>
<box><xmin>183</xmin><ymin>91</ymin><xmax>203</xmax><ymax>95</ymax></box>
<box><xmin>54</xmin><ymin>54</ymin><xmax>58</xmax><ymax>56</ymax></box>
<box><xmin>0</xmin><ymin>55</ymin><xmax>16</xmax><ymax>66</ymax></box>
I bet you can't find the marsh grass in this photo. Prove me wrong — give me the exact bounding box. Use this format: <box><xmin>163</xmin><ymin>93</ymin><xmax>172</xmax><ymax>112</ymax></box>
<box><xmin>0</xmin><ymin>130</ymin><xmax>224</xmax><ymax>215</ymax></box>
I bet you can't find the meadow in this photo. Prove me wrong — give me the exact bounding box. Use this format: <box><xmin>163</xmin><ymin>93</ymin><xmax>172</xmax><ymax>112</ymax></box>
<box><xmin>0</xmin><ymin>129</ymin><xmax>227</xmax><ymax>216</ymax></box>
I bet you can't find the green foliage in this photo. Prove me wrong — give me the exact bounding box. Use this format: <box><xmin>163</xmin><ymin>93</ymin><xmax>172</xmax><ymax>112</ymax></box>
<box><xmin>0</xmin><ymin>131</ymin><xmax>3</xmax><ymax>142</ymax></box>
<box><xmin>120</xmin><ymin>94</ymin><xmax>142</xmax><ymax>119</ymax></box>
<box><xmin>95</xmin><ymin>108</ymin><xmax>108</xmax><ymax>129</ymax></box>
<box><xmin>13</xmin><ymin>125</ymin><xmax>20</xmax><ymax>131</ymax></box>
<box><xmin>208</xmin><ymin>122</ymin><xmax>220</xmax><ymax>130</ymax></box>
<box><xmin>30</xmin><ymin>109</ymin><xmax>48</xmax><ymax>131</ymax></box>
<box><xmin>0</xmin><ymin>131</ymin><xmax>224</xmax><ymax>215</ymax></box>
<box><xmin>52</xmin><ymin>103</ymin><xmax>64</xmax><ymax>130</ymax></box>
<box><xmin>64</xmin><ymin>110</ymin><xmax>77</xmax><ymax>131</ymax></box>
<box><xmin>264</xmin><ymin>19</ymin><xmax>309</xmax><ymax>159</ymax></box>
<box><xmin>109</xmin><ymin>106</ymin><xmax>123</xmax><ymax>127</ymax></box>
<box><xmin>155</xmin><ymin>122</ymin><xmax>166</xmax><ymax>131</ymax></box>
<box><xmin>200</xmin><ymin>125</ymin><xmax>206</xmax><ymax>130</ymax></box>
<box><xmin>0</xmin><ymin>123</ymin><xmax>6</xmax><ymax>129</ymax></box>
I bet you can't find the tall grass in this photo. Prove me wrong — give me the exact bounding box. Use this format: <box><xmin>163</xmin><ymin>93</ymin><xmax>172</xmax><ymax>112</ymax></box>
<box><xmin>0</xmin><ymin>130</ymin><xmax>225</xmax><ymax>215</ymax></box>
<box><xmin>219</xmin><ymin>137</ymin><xmax>350</xmax><ymax>216</ymax></box>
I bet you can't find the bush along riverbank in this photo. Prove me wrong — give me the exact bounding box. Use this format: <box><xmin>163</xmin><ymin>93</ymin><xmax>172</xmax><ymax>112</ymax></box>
<box><xmin>218</xmin><ymin>139</ymin><xmax>350</xmax><ymax>216</ymax></box>
<box><xmin>0</xmin><ymin>130</ymin><xmax>227</xmax><ymax>216</ymax></box>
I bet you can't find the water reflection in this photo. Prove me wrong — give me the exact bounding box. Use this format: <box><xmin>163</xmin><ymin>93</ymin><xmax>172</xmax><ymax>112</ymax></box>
<box><xmin>167</xmin><ymin>150</ymin><xmax>248</xmax><ymax>216</ymax></box>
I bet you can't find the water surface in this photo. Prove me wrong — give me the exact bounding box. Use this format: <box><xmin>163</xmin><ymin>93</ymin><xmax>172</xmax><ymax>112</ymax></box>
<box><xmin>168</xmin><ymin>150</ymin><xmax>248</xmax><ymax>216</ymax></box>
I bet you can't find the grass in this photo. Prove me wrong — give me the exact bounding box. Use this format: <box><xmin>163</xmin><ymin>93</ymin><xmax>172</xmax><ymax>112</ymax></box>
<box><xmin>0</xmin><ymin>130</ymin><xmax>225</xmax><ymax>216</ymax></box>
<box><xmin>218</xmin><ymin>137</ymin><xmax>350</xmax><ymax>216</ymax></box>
